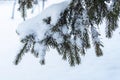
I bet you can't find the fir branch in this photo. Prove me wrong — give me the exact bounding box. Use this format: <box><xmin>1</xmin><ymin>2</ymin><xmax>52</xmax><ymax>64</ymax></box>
<box><xmin>95</xmin><ymin>43</ymin><xmax>103</xmax><ymax>56</ymax></box>
<box><xmin>91</xmin><ymin>26</ymin><xmax>103</xmax><ymax>57</ymax></box>
<box><xmin>105</xmin><ymin>1</ymin><xmax>120</xmax><ymax>38</ymax></box>
<box><xmin>86</xmin><ymin>0</ymin><xmax>107</xmax><ymax>25</ymax></box>
<box><xmin>74</xmin><ymin>44</ymin><xmax>81</xmax><ymax>65</ymax></box>
<box><xmin>14</xmin><ymin>42</ymin><xmax>28</xmax><ymax>65</ymax></box>
<box><xmin>82</xmin><ymin>28</ymin><xmax>91</xmax><ymax>49</ymax></box>
<box><xmin>15</xmin><ymin>0</ymin><xmax>120</xmax><ymax>66</ymax></box>
<box><xmin>18</xmin><ymin>0</ymin><xmax>34</xmax><ymax>20</ymax></box>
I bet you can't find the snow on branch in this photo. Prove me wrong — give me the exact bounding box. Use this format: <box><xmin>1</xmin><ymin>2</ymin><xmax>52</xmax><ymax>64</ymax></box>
<box><xmin>15</xmin><ymin>0</ymin><xmax>120</xmax><ymax>66</ymax></box>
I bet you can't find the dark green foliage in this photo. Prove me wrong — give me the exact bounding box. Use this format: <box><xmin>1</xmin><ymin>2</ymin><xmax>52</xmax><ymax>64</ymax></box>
<box><xmin>95</xmin><ymin>43</ymin><xmax>103</xmax><ymax>56</ymax></box>
<box><xmin>43</xmin><ymin>17</ymin><xmax>51</xmax><ymax>24</ymax></box>
<box><xmin>82</xmin><ymin>29</ymin><xmax>91</xmax><ymax>49</ymax></box>
<box><xmin>105</xmin><ymin>1</ymin><xmax>120</xmax><ymax>38</ymax></box>
<box><xmin>18</xmin><ymin>0</ymin><xmax>34</xmax><ymax>20</ymax></box>
<box><xmin>15</xmin><ymin>0</ymin><xmax>120</xmax><ymax>66</ymax></box>
<box><xmin>85</xmin><ymin>0</ymin><xmax>108</xmax><ymax>24</ymax></box>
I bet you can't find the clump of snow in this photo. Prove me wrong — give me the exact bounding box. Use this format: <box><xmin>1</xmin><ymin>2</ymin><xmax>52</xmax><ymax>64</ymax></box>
<box><xmin>91</xmin><ymin>26</ymin><xmax>101</xmax><ymax>43</ymax></box>
<box><xmin>40</xmin><ymin>1</ymin><xmax>70</xmax><ymax>25</ymax></box>
<box><xmin>52</xmin><ymin>32</ymin><xmax>63</xmax><ymax>44</ymax></box>
<box><xmin>62</xmin><ymin>25</ymin><xmax>69</xmax><ymax>34</ymax></box>
<box><xmin>104</xmin><ymin>0</ymin><xmax>114</xmax><ymax>11</ymax></box>
<box><xmin>76</xmin><ymin>37</ymin><xmax>83</xmax><ymax>48</ymax></box>
<box><xmin>34</xmin><ymin>42</ymin><xmax>47</xmax><ymax>62</ymax></box>
<box><xmin>17</xmin><ymin>1</ymin><xmax>69</xmax><ymax>40</ymax></box>
<box><xmin>33</xmin><ymin>42</ymin><xmax>46</xmax><ymax>60</ymax></box>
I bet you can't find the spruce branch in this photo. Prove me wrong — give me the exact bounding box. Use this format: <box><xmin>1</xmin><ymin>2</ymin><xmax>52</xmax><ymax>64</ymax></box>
<box><xmin>105</xmin><ymin>1</ymin><xmax>120</xmax><ymax>38</ymax></box>
<box><xmin>18</xmin><ymin>0</ymin><xmax>34</xmax><ymax>20</ymax></box>
<box><xmin>15</xmin><ymin>0</ymin><xmax>120</xmax><ymax>66</ymax></box>
<box><xmin>14</xmin><ymin>42</ymin><xmax>28</xmax><ymax>65</ymax></box>
<box><xmin>91</xmin><ymin>25</ymin><xmax>103</xmax><ymax>57</ymax></box>
<box><xmin>15</xmin><ymin>35</ymin><xmax>37</xmax><ymax>65</ymax></box>
<box><xmin>95</xmin><ymin>43</ymin><xmax>103</xmax><ymax>56</ymax></box>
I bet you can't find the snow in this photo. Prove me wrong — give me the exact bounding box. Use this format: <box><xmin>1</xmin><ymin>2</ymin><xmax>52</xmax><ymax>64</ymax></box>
<box><xmin>0</xmin><ymin>0</ymin><xmax>120</xmax><ymax>80</ymax></box>
<box><xmin>52</xmin><ymin>32</ymin><xmax>63</xmax><ymax>44</ymax></box>
<box><xmin>41</xmin><ymin>1</ymin><xmax>69</xmax><ymax>25</ymax></box>
<box><xmin>104</xmin><ymin>0</ymin><xmax>114</xmax><ymax>11</ymax></box>
<box><xmin>91</xmin><ymin>26</ymin><xmax>101</xmax><ymax>44</ymax></box>
<box><xmin>17</xmin><ymin>1</ymin><xmax>69</xmax><ymax>41</ymax></box>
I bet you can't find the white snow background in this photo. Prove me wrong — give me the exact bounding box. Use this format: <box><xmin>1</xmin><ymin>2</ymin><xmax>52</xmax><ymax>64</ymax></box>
<box><xmin>0</xmin><ymin>0</ymin><xmax>120</xmax><ymax>80</ymax></box>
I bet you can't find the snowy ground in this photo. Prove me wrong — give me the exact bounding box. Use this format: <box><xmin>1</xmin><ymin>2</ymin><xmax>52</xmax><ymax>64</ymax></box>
<box><xmin>0</xmin><ymin>1</ymin><xmax>120</xmax><ymax>80</ymax></box>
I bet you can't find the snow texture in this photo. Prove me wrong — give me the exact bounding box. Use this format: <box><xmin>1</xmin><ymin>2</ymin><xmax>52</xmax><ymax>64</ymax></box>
<box><xmin>17</xmin><ymin>1</ymin><xmax>69</xmax><ymax>40</ymax></box>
